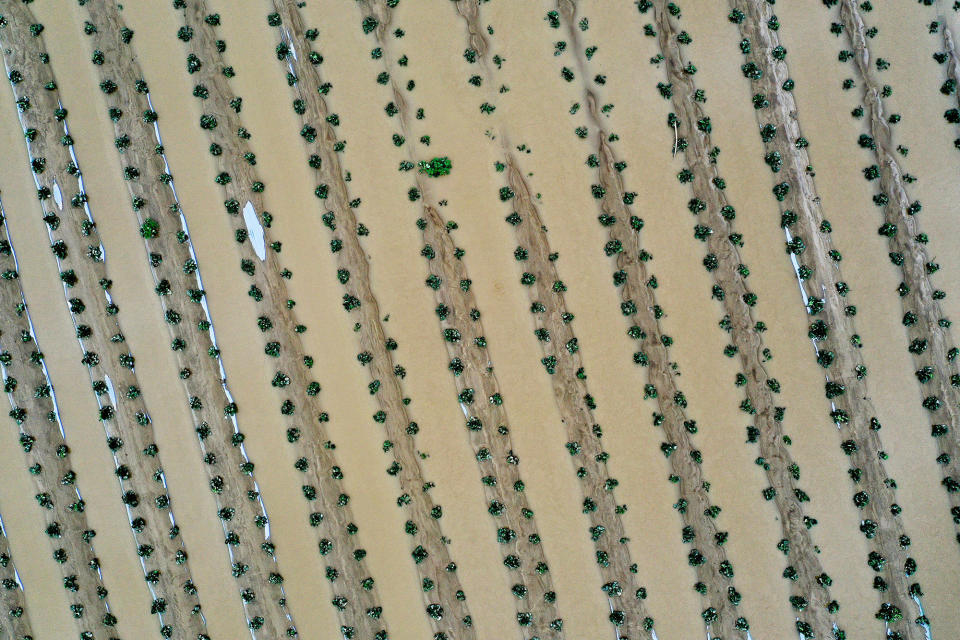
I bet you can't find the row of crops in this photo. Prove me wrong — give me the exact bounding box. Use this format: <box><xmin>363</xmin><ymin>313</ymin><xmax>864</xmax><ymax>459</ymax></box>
<box><xmin>0</xmin><ymin>1</ymin><xmax>958</xmax><ymax>639</ymax></box>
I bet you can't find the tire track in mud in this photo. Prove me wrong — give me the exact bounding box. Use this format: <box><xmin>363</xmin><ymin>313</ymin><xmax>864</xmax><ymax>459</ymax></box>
<box><xmin>72</xmin><ymin>2</ymin><xmax>303</xmax><ymax>636</ymax></box>
<box><xmin>0</xmin><ymin>7</ymin><xmax>209</xmax><ymax>638</ymax></box>
<box><xmin>830</xmin><ymin>0</ymin><xmax>960</xmax><ymax>555</ymax></box>
<box><xmin>263</xmin><ymin>2</ymin><xmax>475</xmax><ymax>636</ymax></box>
<box><xmin>642</xmin><ymin>2</ymin><xmax>928</xmax><ymax>637</ymax></box>
<box><xmin>164</xmin><ymin>1</ymin><xmax>391</xmax><ymax>637</ymax></box>
<box><xmin>0</xmin><ymin>505</ymin><xmax>36</xmax><ymax>639</ymax></box>
<box><xmin>352</xmin><ymin>1</ymin><xmax>564</xmax><ymax>636</ymax></box>
<box><xmin>1</xmin><ymin>203</ymin><xmax>119</xmax><ymax>640</ymax></box>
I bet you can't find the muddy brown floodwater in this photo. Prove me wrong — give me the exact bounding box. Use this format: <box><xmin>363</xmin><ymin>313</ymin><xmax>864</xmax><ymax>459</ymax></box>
<box><xmin>1</xmin><ymin>1</ymin><xmax>959</xmax><ymax>640</ymax></box>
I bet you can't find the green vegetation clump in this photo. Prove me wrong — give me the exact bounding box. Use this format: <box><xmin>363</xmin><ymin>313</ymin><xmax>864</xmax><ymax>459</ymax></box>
<box><xmin>418</xmin><ymin>156</ymin><xmax>452</xmax><ymax>177</ymax></box>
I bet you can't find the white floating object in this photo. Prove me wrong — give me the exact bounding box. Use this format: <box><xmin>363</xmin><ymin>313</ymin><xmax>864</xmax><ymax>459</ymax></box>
<box><xmin>52</xmin><ymin>181</ymin><xmax>63</xmax><ymax>209</ymax></box>
<box><xmin>103</xmin><ymin>375</ymin><xmax>118</xmax><ymax>407</ymax></box>
<box><xmin>242</xmin><ymin>201</ymin><xmax>266</xmax><ymax>261</ymax></box>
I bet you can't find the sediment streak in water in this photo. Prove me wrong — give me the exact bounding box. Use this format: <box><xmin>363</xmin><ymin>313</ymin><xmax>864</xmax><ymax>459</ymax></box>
<box><xmin>264</xmin><ymin>2</ymin><xmax>474</xmax><ymax>636</ymax></box>
<box><xmin>165</xmin><ymin>1</ymin><xmax>391</xmax><ymax>637</ymax></box>
<box><xmin>0</xmin><ymin>203</ymin><xmax>119</xmax><ymax>638</ymax></box>
<box><xmin>71</xmin><ymin>2</ymin><xmax>303</xmax><ymax>636</ymax></box>
<box><xmin>647</xmin><ymin>1</ymin><xmax>927</xmax><ymax>637</ymax></box>
<box><xmin>351</xmin><ymin>1</ymin><xmax>564</xmax><ymax>636</ymax></box>
<box><xmin>0</xmin><ymin>7</ymin><xmax>209</xmax><ymax>639</ymax></box>
<box><xmin>833</xmin><ymin>0</ymin><xmax>960</xmax><ymax>551</ymax></box>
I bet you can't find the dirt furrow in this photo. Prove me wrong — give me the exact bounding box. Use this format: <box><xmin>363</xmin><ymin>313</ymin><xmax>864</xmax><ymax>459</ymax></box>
<box><xmin>1</xmin><ymin>207</ymin><xmax>120</xmax><ymax>639</ymax></box>
<box><xmin>351</xmin><ymin>1</ymin><xmax>564</xmax><ymax>636</ymax></box>
<box><xmin>833</xmin><ymin>0</ymin><xmax>960</xmax><ymax>548</ymax></box>
<box><xmin>0</xmin><ymin>7</ymin><xmax>210</xmax><ymax>638</ymax></box>
<box><xmin>163</xmin><ymin>1</ymin><xmax>391</xmax><ymax>637</ymax></box>
<box><xmin>263</xmin><ymin>2</ymin><xmax>474</xmax><ymax>636</ymax></box>
<box><xmin>0</xmin><ymin>509</ymin><xmax>36</xmax><ymax>640</ymax></box>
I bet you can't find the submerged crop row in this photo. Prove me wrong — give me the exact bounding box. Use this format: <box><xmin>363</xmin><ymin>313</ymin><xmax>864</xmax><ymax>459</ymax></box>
<box><xmin>0</xmin><ymin>7</ymin><xmax>208</xmax><ymax>638</ymax></box>
<box><xmin>353</xmin><ymin>1</ymin><xmax>563</xmax><ymax>637</ymax></box>
<box><xmin>0</xmin><ymin>197</ymin><xmax>119</xmax><ymax>639</ymax></box>
<box><xmin>0</xmin><ymin>499</ymin><xmax>35</xmax><ymax>638</ymax></box>
<box><xmin>925</xmin><ymin>8</ymin><xmax>960</xmax><ymax>150</ymax></box>
<box><xmin>166</xmin><ymin>1</ymin><xmax>390</xmax><ymax>637</ymax></box>
<box><xmin>450</xmin><ymin>2</ymin><xmax>665</xmax><ymax>638</ymax></box>
<box><xmin>0</xmin><ymin>2</ymin><xmax>956</xmax><ymax>639</ymax></box>
<box><xmin>822</xmin><ymin>0</ymin><xmax>960</xmax><ymax>551</ymax></box>
<box><xmin>640</xmin><ymin>1</ymin><xmax>926</xmax><ymax>637</ymax></box>
<box><xmin>74</xmin><ymin>1</ymin><xmax>302</xmax><ymax>636</ymax></box>
<box><xmin>543</xmin><ymin>2</ymin><xmax>754</xmax><ymax>638</ymax></box>
<box><xmin>261</xmin><ymin>3</ymin><xmax>474</xmax><ymax>636</ymax></box>
<box><xmin>722</xmin><ymin>1</ymin><xmax>934</xmax><ymax>637</ymax></box>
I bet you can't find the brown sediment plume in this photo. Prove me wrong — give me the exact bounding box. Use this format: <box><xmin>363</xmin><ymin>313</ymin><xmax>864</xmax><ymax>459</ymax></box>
<box><xmin>0</xmin><ymin>208</ymin><xmax>119</xmax><ymax>638</ymax></box>
<box><xmin>72</xmin><ymin>2</ymin><xmax>302</xmax><ymax>636</ymax></box>
<box><xmin>352</xmin><ymin>1</ymin><xmax>564</xmax><ymax>636</ymax></box>
<box><xmin>837</xmin><ymin>0</ymin><xmax>960</xmax><ymax>543</ymax></box>
<box><xmin>162</xmin><ymin>1</ymin><xmax>391</xmax><ymax>637</ymax></box>
<box><xmin>650</xmin><ymin>1</ymin><xmax>926</xmax><ymax>637</ymax></box>
<box><xmin>264</xmin><ymin>2</ymin><xmax>474</xmax><ymax>636</ymax></box>
<box><xmin>0</xmin><ymin>7</ymin><xmax>209</xmax><ymax>638</ymax></box>
<box><xmin>0</xmin><ymin>507</ymin><xmax>36</xmax><ymax>639</ymax></box>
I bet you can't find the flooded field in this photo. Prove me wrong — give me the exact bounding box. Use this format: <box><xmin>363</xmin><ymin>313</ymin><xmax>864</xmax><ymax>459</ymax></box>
<box><xmin>1</xmin><ymin>1</ymin><xmax>958</xmax><ymax>639</ymax></box>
